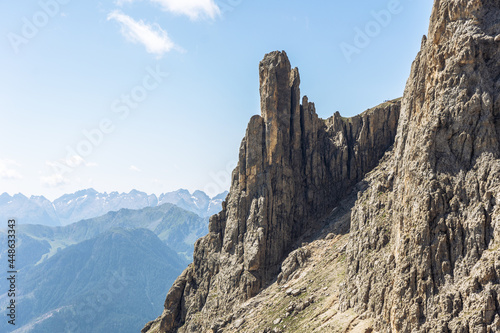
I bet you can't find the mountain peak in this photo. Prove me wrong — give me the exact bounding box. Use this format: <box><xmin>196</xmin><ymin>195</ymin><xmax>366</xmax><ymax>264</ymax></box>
<box><xmin>0</xmin><ymin>192</ymin><xmax>11</xmax><ymax>200</ymax></box>
<box><xmin>67</xmin><ymin>188</ymin><xmax>98</xmax><ymax>198</ymax></box>
<box><xmin>258</xmin><ymin>51</ymin><xmax>294</xmax><ymax>125</ymax></box>
<box><xmin>143</xmin><ymin>48</ymin><xmax>401</xmax><ymax>332</ymax></box>
<box><xmin>12</xmin><ymin>193</ymin><xmax>28</xmax><ymax>200</ymax></box>
<box><xmin>428</xmin><ymin>0</ymin><xmax>499</xmax><ymax>44</ymax></box>
<box><xmin>212</xmin><ymin>191</ymin><xmax>228</xmax><ymax>201</ymax></box>
<box><xmin>192</xmin><ymin>190</ymin><xmax>209</xmax><ymax>199</ymax></box>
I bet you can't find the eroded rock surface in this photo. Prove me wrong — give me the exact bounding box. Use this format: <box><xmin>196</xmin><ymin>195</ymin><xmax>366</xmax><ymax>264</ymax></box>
<box><xmin>142</xmin><ymin>51</ymin><xmax>400</xmax><ymax>333</ymax></box>
<box><xmin>341</xmin><ymin>1</ymin><xmax>500</xmax><ymax>332</ymax></box>
<box><xmin>143</xmin><ymin>2</ymin><xmax>500</xmax><ymax>332</ymax></box>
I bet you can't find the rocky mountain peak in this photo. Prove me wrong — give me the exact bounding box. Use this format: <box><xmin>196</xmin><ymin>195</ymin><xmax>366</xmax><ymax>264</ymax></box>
<box><xmin>259</xmin><ymin>50</ymin><xmax>296</xmax><ymax>123</ymax></box>
<box><xmin>142</xmin><ymin>49</ymin><xmax>401</xmax><ymax>332</ymax></box>
<box><xmin>395</xmin><ymin>0</ymin><xmax>500</xmax><ymax>169</ymax></box>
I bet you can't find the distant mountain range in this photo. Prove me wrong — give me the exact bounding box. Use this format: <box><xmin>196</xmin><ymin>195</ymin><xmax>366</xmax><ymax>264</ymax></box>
<box><xmin>0</xmin><ymin>202</ymin><xmax>207</xmax><ymax>266</ymax></box>
<box><xmin>3</xmin><ymin>229</ymin><xmax>186</xmax><ymax>333</ymax></box>
<box><xmin>0</xmin><ymin>203</ymin><xmax>206</xmax><ymax>333</ymax></box>
<box><xmin>0</xmin><ymin>188</ymin><xmax>228</xmax><ymax>226</ymax></box>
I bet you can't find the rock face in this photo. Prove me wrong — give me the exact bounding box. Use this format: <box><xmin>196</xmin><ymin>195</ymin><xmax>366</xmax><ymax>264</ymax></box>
<box><xmin>143</xmin><ymin>2</ymin><xmax>500</xmax><ymax>332</ymax></box>
<box><xmin>341</xmin><ymin>0</ymin><xmax>500</xmax><ymax>332</ymax></box>
<box><xmin>142</xmin><ymin>51</ymin><xmax>400</xmax><ymax>332</ymax></box>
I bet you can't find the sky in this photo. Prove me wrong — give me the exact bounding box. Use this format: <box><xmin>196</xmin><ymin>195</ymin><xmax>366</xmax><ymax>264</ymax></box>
<box><xmin>0</xmin><ymin>0</ymin><xmax>434</xmax><ymax>201</ymax></box>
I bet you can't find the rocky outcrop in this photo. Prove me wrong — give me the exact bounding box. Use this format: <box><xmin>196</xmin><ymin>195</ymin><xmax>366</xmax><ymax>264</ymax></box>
<box><xmin>277</xmin><ymin>247</ymin><xmax>311</xmax><ymax>285</ymax></box>
<box><xmin>341</xmin><ymin>0</ymin><xmax>500</xmax><ymax>332</ymax></box>
<box><xmin>143</xmin><ymin>51</ymin><xmax>400</xmax><ymax>332</ymax></box>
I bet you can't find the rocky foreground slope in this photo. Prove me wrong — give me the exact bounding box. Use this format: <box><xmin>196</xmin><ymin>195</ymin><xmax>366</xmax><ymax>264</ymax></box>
<box><xmin>143</xmin><ymin>0</ymin><xmax>500</xmax><ymax>332</ymax></box>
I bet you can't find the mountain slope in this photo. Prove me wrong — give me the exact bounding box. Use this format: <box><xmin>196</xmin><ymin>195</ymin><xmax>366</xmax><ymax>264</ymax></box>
<box><xmin>341</xmin><ymin>1</ymin><xmax>500</xmax><ymax>331</ymax></box>
<box><xmin>2</xmin><ymin>228</ymin><xmax>186</xmax><ymax>333</ymax></box>
<box><xmin>3</xmin><ymin>203</ymin><xmax>207</xmax><ymax>264</ymax></box>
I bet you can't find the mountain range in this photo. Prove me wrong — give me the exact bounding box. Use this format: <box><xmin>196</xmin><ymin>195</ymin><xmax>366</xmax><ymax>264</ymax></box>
<box><xmin>4</xmin><ymin>229</ymin><xmax>186</xmax><ymax>333</ymax></box>
<box><xmin>0</xmin><ymin>203</ymin><xmax>208</xmax><ymax>333</ymax></box>
<box><xmin>0</xmin><ymin>189</ymin><xmax>227</xmax><ymax>227</ymax></box>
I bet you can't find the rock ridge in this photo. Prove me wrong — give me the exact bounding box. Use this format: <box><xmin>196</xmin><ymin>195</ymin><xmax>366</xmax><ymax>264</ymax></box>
<box><xmin>142</xmin><ymin>50</ymin><xmax>400</xmax><ymax>332</ymax></box>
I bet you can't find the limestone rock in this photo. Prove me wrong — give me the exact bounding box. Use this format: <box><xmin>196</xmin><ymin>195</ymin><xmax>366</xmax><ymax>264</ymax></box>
<box><xmin>277</xmin><ymin>247</ymin><xmax>310</xmax><ymax>284</ymax></box>
<box><xmin>142</xmin><ymin>51</ymin><xmax>400</xmax><ymax>332</ymax></box>
<box><xmin>341</xmin><ymin>0</ymin><xmax>500</xmax><ymax>332</ymax></box>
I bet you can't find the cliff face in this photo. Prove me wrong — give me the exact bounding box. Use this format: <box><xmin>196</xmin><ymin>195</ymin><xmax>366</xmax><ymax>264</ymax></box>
<box><xmin>341</xmin><ymin>0</ymin><xmax>500</xmax><ymax>332</ymax></box>
<box><xmin>143</xmin><ymin>2</ymin><xmax>500</xmax><ymax>331</ymax></box>
<box><xmin>142</xmin><ymin>51</ymin><xmax>400</xmax><ymax>333</ymax></box>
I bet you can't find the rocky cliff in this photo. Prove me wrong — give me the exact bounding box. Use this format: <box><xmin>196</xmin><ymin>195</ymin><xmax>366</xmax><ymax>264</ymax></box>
<box><xmin>341</xmin><ymin>0</ymin><xmax>500</xmax><ymax>332</ymax></box>
<box><xmin>143</xmin><ymin>0</ymin><xmax>500</xmax><ymax>331</ymax></box>
<box><xmin>142</xmin><ymin>51</ymin><xmax>400</xmax><ymax>332</ymax></box>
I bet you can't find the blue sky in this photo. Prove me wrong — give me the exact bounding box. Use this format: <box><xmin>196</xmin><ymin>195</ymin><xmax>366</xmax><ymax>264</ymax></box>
<box><xmin>0</xmin><ymin>0</ymin><xmax>434</xmax><ymax>200</ymax></box>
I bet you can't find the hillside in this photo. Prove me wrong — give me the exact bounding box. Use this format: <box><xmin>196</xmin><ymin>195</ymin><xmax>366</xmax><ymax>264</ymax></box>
<box><xmin>0</xmin><ymin>203</ymin><xmax>210</xmax><ymax>333</ymax></box>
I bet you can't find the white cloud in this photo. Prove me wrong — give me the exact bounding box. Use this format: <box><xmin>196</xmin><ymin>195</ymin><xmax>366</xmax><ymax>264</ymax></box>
<box><xmin>46</xmin><ymin>155</ymin><xmax>96</xmax><ymax>169</ymax></box>
<box><xmin>129</xmin><ymin>165</ymin><xmax>142</xmax><ymax>172</ymax></box>
<box><xmin>0</xmin><ymin>159</ymin><xmax>22</xmax><ymax>180</ymax></box>
<box><xmin>40</xmin><ymin>174</ymin><xmax>69</xmax><ymax>187</ymax></box>
<box><xmin>41</xmin><ymin>156</ymin><xmax>97</xmax><ymax>187</ymax></box>
<box><xmin>116</xmin><ymin>0</ymin><xmax>220</xmax><ymax>20</ymax></box>
<box><xmin>152</xmin><ymin>0</ymin><xmax>220</xmax><ymax>20</ymax></box>
<box><xmin>65</xmin><ymin>155</ymin><xmax>84</xmax><ymax>168</ymax></box>
<box><xmin>108</xmin><ymin>11</ymin><xmax>180</xmax><ymax>57</ymax></box>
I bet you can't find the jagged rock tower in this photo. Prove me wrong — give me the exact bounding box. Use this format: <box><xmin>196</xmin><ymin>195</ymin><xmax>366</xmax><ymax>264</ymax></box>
<box><xmin>341</xmin><ymin>0</ymin><xmax>500</xmax><ymax>331</ymax></box>
<box><xmin>142</xmin><ymin>52</ymin><xmax>399</xmax><ymax>332</ymax></box>
<box><xmin>143</xmin><ymin>0</ymin><xmax>500</xmax><ymax>331</ymax></box>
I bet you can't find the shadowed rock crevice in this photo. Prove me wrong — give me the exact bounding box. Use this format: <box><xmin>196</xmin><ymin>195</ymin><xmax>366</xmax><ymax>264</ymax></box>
<box><xmin>142</xmin><ymin>51</ymin><xmax>400</xmax><ymax>333</ymax></box>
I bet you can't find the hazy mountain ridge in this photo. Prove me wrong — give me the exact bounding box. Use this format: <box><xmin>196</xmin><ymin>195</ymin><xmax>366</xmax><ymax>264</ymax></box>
<box><xmin>0</xmin><ymin>203</ymin><xmax>208</xmax><ymax>267</ymax></box>
<box><xmin>2</xmin><ymin>228</ymin><xmax>186</xmax><ymax>333</ymax></box>
<box><xmin>0</xmin><ymin>203</ymin><xmax>208</xmax><ymax>333</ymax></box>
<box><xmin>0</xmin><ymin>189</ymin><xmax>228</xmax><ymax>226</ymax></box>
